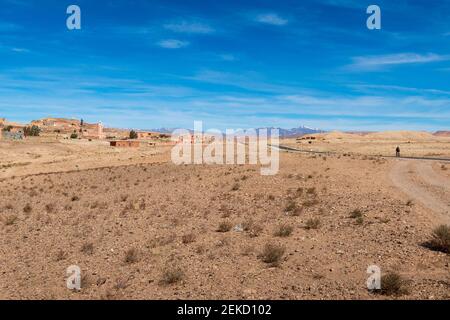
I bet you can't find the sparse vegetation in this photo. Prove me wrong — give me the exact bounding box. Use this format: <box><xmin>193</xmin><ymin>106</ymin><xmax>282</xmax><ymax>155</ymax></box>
<box><xmin>81</xmin><ymin>242</ymin><xmax>94</xmax><ymax>255</ymax></box>
<box><xmin>274</xmin><ymin>224</ymin><xmax>293</xmax><ymax>237</ymax></box>
<box><xmin>129</xmin><ymin>130</ymin><xmax>138</xmax><ymax>139</ymax></box>
<box><xmin>260</xmin><ymin>243</ymin><xmax>285</xmax><ymax>267</ymax></box>
<box><xmin>422</xmin><ymin>225</ymin><xmax>450</xmax><ymax>253</ymax></box>
<box><xmin>217</xmin><ymin>221</ymin><xmax>232</xmax><ymax>232</ymax></box>
<box><xmin>182</xmin><ymin>233</ymin><xmax>196</xmax><ymax>244</ymax></box>
<box><xmin>160</xmin><ymin>264</ymin><xmax>184</xmax><ymax>285</ymax></box>
<box><xmin>124</xmin><ymin>247</ymin><xmax>140</xmax><ymax>264</ymax></box>
<box><xmin>4</xmin><ymin>215</ymin><xmax>17</xmax><ymax>226</ymax></box>
<box><xmin>305</xmin><ymin>218</ymin><xmax>321</xmax><ymax>230</ymax></box>
<box><xmin>355</xmin><ymin>216</ymin><xmax>364</xmax><ymax>225</ymax></box>
<box><xmin>23</xmin><ymin>204</ymin><xmax>32</xmax><ymax>213</ymax></box>
<box><xmin>231</xmin><ymin>183</ymin><xmax>240</xmax><ymax>191</ymax></box>
<box><xmin>349</xmin><ymin>209</ymin><xmax>363</xmax><ymax>219</ymax></box>
<box><xmin>55</xmin><ymin>249</ymin><xmax>67</xmax><ymax>261</ymax></box>
<box><xmin>378</xmin><ymin>272</ymin><xmax>408</xmax><ymax>296</ymax></box>
<box><xmin>23</xmin><ymin>125</ymin><xmax>41</xmax><ymax>137</ymax></box>
<box><xmin>242</xmin><ymin>219</ymin><xmax>263</xmax><ymax>237</ymax></box>
<box><xmin>45</xmin><ymin>203</ymin><xmax>55</xmax><ymax>213</ymax></box>
<box><xmin>284</xmin><ymin>200</ymin><xmax>297</xmax><ymax>213</ymax></box>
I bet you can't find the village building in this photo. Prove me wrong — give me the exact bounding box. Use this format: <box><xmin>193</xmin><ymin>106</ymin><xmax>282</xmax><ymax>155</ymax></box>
<box><xmin>109</xmin><ymin>140</ymin><xmax>140</xmax><ymax>148</ymax></box>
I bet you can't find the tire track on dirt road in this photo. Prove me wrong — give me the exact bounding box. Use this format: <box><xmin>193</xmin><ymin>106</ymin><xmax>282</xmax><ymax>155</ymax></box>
<box><xmin>389</xmin><ymin>160</ymin><xmax>450</xmax><ymax>223</ymax></box>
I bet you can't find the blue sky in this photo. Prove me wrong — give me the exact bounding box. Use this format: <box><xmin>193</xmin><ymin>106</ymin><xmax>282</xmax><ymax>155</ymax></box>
<box><xmin>0</xmin><ymin>0</ymin><xmax>449</xmax><ymax>131</ymax></box>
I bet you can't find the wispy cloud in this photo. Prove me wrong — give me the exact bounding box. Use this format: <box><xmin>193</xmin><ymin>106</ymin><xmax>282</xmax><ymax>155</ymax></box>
<box><xmin>346</xmin><ymin>53</ymin><xmax>450</xmax><ymax>71</ymax></box>
<box><xmin>11</xmin><ymin>47</ymin><xmax>29</xmax><ymax>53</ymax></box>
<box><xmin>157</xmin><ymin>39</ymin><xmax>189</xmax><ymax>49</ymax></box>
<box><xmin>164</xmin><ymin>21</ymin><xmax>215</xmax><ymax>34</ymax></box>
<box><xmin>255</xmin><ymin>13</ymin><xmax>288</xmax><ymax>26</ymax></box>
<box><xmin>219</xmin><ymin>54</ymin><xmax>237</xmax><ymax>61</ymax></box>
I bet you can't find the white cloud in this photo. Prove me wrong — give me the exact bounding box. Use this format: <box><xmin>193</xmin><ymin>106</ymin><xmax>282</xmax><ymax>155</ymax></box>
<box><xmin>255</xmin><ymin>13</ymin><xmax>288</xmax><ymax>26</ymax></box>
<box><xmin>157</xmin><ymin>39</ymin><xmax>189</xmax><ymax>49</ymax></box>
<box><xmin>11</xmin><ymin>47</ymin><xmax>29</xmax><ymax>53</ymax></box>
<box><xmin>164</xmin><ymin>21</ymin><xmax>214</xmax><ymax>34</ymax></box>
<box><xmin>347</xmin><ymin>53</ymin><xmax>450</xmax><ymax>71</ymax></box>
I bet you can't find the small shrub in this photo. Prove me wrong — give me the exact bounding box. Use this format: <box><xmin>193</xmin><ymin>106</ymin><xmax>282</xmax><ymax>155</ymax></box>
<box><xmin>379</xmin><ymin>272</ymin><xmax>408</xmax><ymax>296</ymax></box>
<box><xmin>217</xmin><ymin>221</ymin><xmax>232</xmax><ymax>233</ymax></box>
<box><xmin>349</xmin><ymin>209</ymin><xmax>363</xmax><ymax>219</ymax></box>
<box><xmin>355</xmin><ymin>216</ymin><xmax>364</xmax><ymax>225</ymax></box>
<box><xmin>284</xmin><ymin>200</ymin><xmax>297</xmax><ymax>213</ymax></box>
<box><xmin>260</xmin><ymin>243</ymin><xmax>285</xmax><ymax>267</ymax></box>
<box><xmin>71</xmin><ymin>195</ymin><xmax>80</xmax><ymax>202</ymax></box>
<box><xmin>160</xmin><ymin>265</ymin><xmax>184</xmax><ymax>285</ymax></box>
<box><xmin>113</xmin><ymin>277</ymin><xmax>129</xmax><ymax>290</ymax></box>
<box><xmin>182</xmin><ymin>233</ymin><xmax>196</xmax><ymax>244</ymax></box>
<box><xmin>406</xmin><ymin>200</ymin><xmax>413</xmax><ymax>206</ymax></box>
<box><xmin>55</xmin><ymin>249</ymin><xmax>67</xmax><ymax>261</ymax></box>
<box><xmin>70</xmin><ymin>133</ymin><xmax>78</xmax><ymax>139</ymax></box>
<box><xmin>45</xmin><ymin>203</ymin><xmax>55</xmax><ymax>213</ymax></box>
<box><xmin>124</xmin><ymin>247</ymin><xmax>140</xmax><ymax>264</ymax></box>
<box><xmin>305</xmin><ymin>218</ymin><xmax>321</xmax><ymax>230</ymax></box>
<box><xmin>23</xmin><ymin>125</ymin><xmax>41</xmax><ymax>137</ymax></box>
<box><xmin>129</xmin><ymin>130</ymin><xmax>138</xmax><ymax>139</ymax></box>
<box><xmin>231</xmin><ymin>183</ymin><xmax>240</xmax><ymax>191</ymax></box>
<box><xmin>81</xmin><ymin>242</ymin><xmax>94</xmax><ymax>255</ymax></box>
<box><xmin>4</xmin><ymin>215</ymin><xmax>17</xmax><ymax>226</ymax></box>
<box><xmin>242</xmin><ymin>219</ymin><xmax>263</xmax><ymax>237</ymax></box>
<box><xmin>23</xmin><ymin>204</ymin><xmax>32</xmax><ymax>213</ymax></box>
<box><xmin>274</xmin><ymin>224</ymin><xmax>293</xmax><ymax>237</ymax></box>
<box><xmin>303</xmin><ymin>199</ymin><xmax>319</xmax><ymax>207</ymax></box>
<box><xmin>423</xmin><ymin>225</ymin><xmax>450</xmax><ymax>253</ymax></box>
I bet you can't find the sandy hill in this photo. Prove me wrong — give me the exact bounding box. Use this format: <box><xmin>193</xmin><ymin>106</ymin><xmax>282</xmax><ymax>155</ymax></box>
<box><xmin>434</xmin><ymin>131</ymin><xmax>450</xmax><ymax>137</ymax></box>
<box><xmin>365</xmin><ymin>131</ymin><xmax>435</xmax><ymax>140</ymax></box>
<box><xmin>319</xmin><ymin>131</ymin><xmax>360</xmax><ymax>140</ymax></box>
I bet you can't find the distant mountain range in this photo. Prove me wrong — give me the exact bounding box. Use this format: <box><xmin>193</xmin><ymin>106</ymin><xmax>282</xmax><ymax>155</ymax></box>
<box><xmin>261</xmin><ymin>126</ymin><xmax>325</xmax><ymax>137</ymax></box>
<box><xmin>149</xmin><ymin>125</ymin><xmax>325</xmax><ymax>137</ymax></box>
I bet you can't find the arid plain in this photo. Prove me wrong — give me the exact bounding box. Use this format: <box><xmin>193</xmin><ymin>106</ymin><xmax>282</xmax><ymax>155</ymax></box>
<box><xmin>0</xmin><ymin>132</ymin><xmax>449</xmax><ymax>299</ymax></box>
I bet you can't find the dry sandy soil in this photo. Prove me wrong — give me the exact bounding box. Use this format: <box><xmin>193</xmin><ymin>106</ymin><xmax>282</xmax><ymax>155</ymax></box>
<box><xmin>286</xmin><ymin>131</ymin><xmax>450</xmax><ymax>158</ymax></box>
<box><xmin>0</xmin><ymin>135</ymin><xmax>449</xmax><ymax>300</ymax></box>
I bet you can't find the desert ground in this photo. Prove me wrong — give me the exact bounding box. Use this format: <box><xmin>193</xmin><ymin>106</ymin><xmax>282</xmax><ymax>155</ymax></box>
<box><xmin>0</xmin><ymin>133</ymin><xmax>449</xmax><ymax>300</ymax></box>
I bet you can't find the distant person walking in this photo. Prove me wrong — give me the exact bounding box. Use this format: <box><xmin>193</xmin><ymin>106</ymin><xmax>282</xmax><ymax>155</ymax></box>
<box><xmin>396</xmin><ymin>146</ymin><xmax>401</xmax><ymax>157</ymax></box>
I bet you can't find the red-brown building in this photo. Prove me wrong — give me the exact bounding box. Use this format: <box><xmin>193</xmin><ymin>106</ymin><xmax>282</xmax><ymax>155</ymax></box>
<box><xmin>109</xmin><ymin>140</ymin><xmax>140</xmax><ymax>148</ymax></box>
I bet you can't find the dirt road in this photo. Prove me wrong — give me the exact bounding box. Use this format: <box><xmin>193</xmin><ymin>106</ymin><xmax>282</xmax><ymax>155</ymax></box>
<box><xmin>390</xmin><ymin>159</ymin><xmax>450</xmax><ymax>223</ymax></box>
